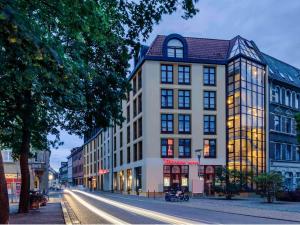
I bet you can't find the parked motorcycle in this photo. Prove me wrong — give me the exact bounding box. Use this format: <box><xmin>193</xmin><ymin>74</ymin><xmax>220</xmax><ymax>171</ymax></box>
<box><xmin>165</xmin><ymin>189</ymin><xmax>189</xmax><ymax>202</ymax></box>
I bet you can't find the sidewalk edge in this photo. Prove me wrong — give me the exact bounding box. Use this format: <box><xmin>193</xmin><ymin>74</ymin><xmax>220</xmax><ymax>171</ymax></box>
<box><xmin>61</xmin><ymin>200</ymin><xmax>72</xmax><ymax>225</ymax></box>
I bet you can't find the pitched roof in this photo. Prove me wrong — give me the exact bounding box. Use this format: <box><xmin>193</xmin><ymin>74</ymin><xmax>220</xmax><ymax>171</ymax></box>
<box><xmin>136</xmin><ymin>34</ymin><xmax>300</xmax><ymax>88</ymax></box>
<box><xmin>146</xmin><ymin>35</ymin><xmax>230</xmax><ymax>61</ymax></box>
<box><xmin>262</xmin><ymin>53</ymin><xmax>300</xmax><ymax>87</ymax></box>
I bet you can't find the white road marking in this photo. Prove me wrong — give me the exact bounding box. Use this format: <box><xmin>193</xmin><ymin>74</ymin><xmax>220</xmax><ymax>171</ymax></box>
<box><xmin>72</xmin><ymin>189</ymin><xmax>206</xmax><ymax>224</ymax></box>
<box><xmin>64</xmin><ymin>190</ymin><xmax>129</xmax><ymax>224</ymax></box>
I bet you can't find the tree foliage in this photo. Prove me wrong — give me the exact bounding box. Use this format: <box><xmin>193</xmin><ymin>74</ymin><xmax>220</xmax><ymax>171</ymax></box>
<box><xmin>214</xmin><ymin>166</ymin><xmax>247</xmax><ymax>199</ymax></box>
<box><xmin>254</xmin><ymin>172</ymin><xmax>283</xmax><ymax>203</ymax></box>
<box><xmin>0</xmin><ymin>0</ymin><xmax>199</xmax><ymax>214</ymax></box>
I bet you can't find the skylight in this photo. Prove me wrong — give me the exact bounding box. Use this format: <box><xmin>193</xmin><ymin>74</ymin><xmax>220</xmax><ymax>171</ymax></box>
<box><xmin>279</xmin><ymin>72</ymin><xmax>286</xmax><ymax>79</ymax></box>
<box><xmin>288</xmin><ymin>75</ymin><xmax>294</xmax><ymax>82</ymax></box>
<box><xmin>229</xmin><ymin>37</ymin><xmax>261</xmax><ymax>62</ymax></box>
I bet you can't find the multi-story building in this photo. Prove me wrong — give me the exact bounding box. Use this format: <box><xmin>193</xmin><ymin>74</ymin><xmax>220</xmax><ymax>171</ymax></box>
<box><xmin>83</xmin><ymin>128</ymin><xmax>113</xmax><ymax>190</ymax></box>
<box><xmin>266</xmin><ymin>54</ymin><xmax>300</xmax><ymax>190</ymax></box>
<box><xmin>67</xmin><ymin>154</ymin><xmax>73</xmax><ymax>186</ymax></box>
<box><xmin>82</xmin><ymin>33</ymin><xmax>300</xmax><ymax>194</ymax></box>
<box><xmin>2</xmin><ymin>148</ymin><xmax>51</xmax><ymax>201</ymax></box>
<box><xmin>71</xmin><ymin>147</ymin><xmax>84</xmax><ymax>186</ymax></box>
<box><xmin>59</xmin><ymin>162</ymin><xmax>68</xmax><ymax>186</ymax></box>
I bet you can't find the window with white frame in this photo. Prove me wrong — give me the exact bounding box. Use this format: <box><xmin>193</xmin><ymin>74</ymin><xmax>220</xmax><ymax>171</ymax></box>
<box><xmin>2</xmin><ymin>150</ymin><xmax>13</xmax><ymax>162</ymax></box>
<box><xmin>285</xmin><ymin>90</ymin><xmax>291</xmax><ymax>107</ymax></box>
<box><xmin>167</xmin><ymin>39</ymin><xmax>183</xmax><ymax>58</ymax></box>
<box><xmin>274</xmin><ymin>115</ymin><xmax>281</xmax><ymax>131</ymax></box>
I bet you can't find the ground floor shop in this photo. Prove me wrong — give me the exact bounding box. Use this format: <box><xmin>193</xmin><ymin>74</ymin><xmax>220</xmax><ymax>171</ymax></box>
<box><xmin>270</xmin><ymin>162</ymin><xmax>300</xmax><ymax>190</ymax></box>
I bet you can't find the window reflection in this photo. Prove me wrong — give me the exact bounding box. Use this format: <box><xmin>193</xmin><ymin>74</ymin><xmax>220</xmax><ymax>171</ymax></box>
<box><xmin>226</xmin><ymin>58</ymin><xmax>266</xmax><ymax>189</ymax></box>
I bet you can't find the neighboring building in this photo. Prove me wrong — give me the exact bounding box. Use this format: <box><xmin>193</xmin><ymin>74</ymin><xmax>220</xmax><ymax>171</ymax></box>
<box><xmin>30</xmin><ymin>150</ymin><xmax>51</xmax><ymax>194</ymax></box>
<box><xmin>71</xmin><ymin>147</ymin><xmax>84</xmax><ymax>186</ymax></box>
<box><xmin>67</xmin><ymin>155</ymin><xmax>73</xmax><ymax>186</ymax></box>
<box><xmin>83</xmin><ymin>128</ymin><xmax>113</xmax><ymax>191</ymax></box>
<box><xmin>267</xmin><ymin>54</ymin><xmax>300</xmax><ymax>190</ymax></box>
<box><xmin>2</xmin><ymin>148</ymin><xmax>51</xmax><ymax>201</ymax></box>
<box><xmin>2</xmin><ymin>149</ymin><xmax>21</xmax><ymax>201</ymax></box>
<box><xmin>83</xmin><ymin>34</ymin><xmax>300</xmax><ymax>194</ymax></box>
<box><xmin>48</xmin><ymin>167</ymin><xmax>59</xmax><ymax>189</ymax></box>
<box><xmin>59</xmin><ymin>162</ymin><xmax>68</xmax><ymax>186</ymax></box>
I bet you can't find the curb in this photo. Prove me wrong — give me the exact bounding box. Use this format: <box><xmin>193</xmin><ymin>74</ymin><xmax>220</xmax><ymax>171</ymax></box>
<box><xmin>61</xmin><ymin>200</ymin><xmax>72</xmax><ymax>225</ymax></box>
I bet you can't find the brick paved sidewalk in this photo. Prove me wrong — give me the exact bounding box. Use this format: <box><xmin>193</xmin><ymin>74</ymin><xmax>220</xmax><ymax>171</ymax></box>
<box><xmin>9</xmin><ymin>192</ymin><xmax>65</xmax><ymax>224</ymax></box>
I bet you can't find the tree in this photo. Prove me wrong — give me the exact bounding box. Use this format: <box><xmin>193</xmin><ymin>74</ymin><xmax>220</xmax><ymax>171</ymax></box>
<box><xmin>0</xmin><ymin>152</ymin><xmax>9</xmax><ymax>224</ymax></box>
<box><xmin>254</xmin><ymin>172</ymin><xmax>283</xmax><ymax>203</ymax></box>
<box><xmin>0</xmin><ymin>0</ymin><xmax>199</xmax><ymax>215</ymax></box>
<box><xmin>214</xmin><ymin>166</ymin><xmax>246</xmax><ymax>199</ymax></box>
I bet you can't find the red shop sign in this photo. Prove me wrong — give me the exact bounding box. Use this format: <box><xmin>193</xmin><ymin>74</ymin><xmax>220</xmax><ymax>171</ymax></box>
<box><xmin>99</xmin><ymin>169</ymin><xmax>110</xmax><ymax>174</ymax></box>
<box><xmin>163</xmin><ymin>159</ymin><xmax>199</xmax><ymax>166</ymax></box>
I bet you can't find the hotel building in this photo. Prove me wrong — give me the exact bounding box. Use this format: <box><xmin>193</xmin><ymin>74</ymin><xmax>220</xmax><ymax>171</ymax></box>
<box><xmin>83</xmin><ymin>34</ymin><xmax>300</xmax><ymax>193</ymax></box>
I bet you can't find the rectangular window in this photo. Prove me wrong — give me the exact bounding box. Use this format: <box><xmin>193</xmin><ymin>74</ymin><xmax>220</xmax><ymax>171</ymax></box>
<box><xmin>161</xmin><ymin>138</ymin><xmax>174</xmax><ymax>158</ymax></box>
<box><xmin>204</xmin><ymin>115</ymin><xmax>216</xmax><ymax>134</ymax></box>
<box><xmin>178</xmin><ymin>65</ymin><xmax>190</xmax><ymax>84</ymax></box>
<box><xmin>204</xmin><ymin>66</ymin><xmax>216</xmax><ymax>86</ymax></box>
<box><xmin>178</xmin><ymin>114</ymin><xmax>191</xmax><ymax>134</ymax></box>
<box><xmin>114</xmin><ymin>136</ymin><xmax>116</xmax><ymax>151</ymax></box>
<box><xmin>161</xmin><ymin>65</ymin><xmax>173</xmax><ymax>84</ymax></box>
<box><xmin>161</xmin><ymin>114</ymin><xmax>174</xmax><ymax>133</ymax></box>
<box><xmin>138</xmin><ymin>117</ymin><xmax>142</xmax><ymax>137</ymax></box>
<box><xmin>138</xmin><ymin>71</ymin><xmax>142</xmax><ymax>90</ymax></box>
<box><xmin>274</xmin><ymin>115</ymin><xmax>281</xmax><ymax>131</ymax></box>
<box><xmin>120</xmin><ymin>150</ymin><xmax>123</xmax><ymax>166</ymax></box>
<box><xmin>286</xmin><ymin>145</ymin><xmax>292</xmax><ymax>160</ymax></box>
<box><xmin>127</xmin><ymin>126</ymin><xmax>130</xmax><ymax>143</ymax></box>
<box><xmin>138</xmin><ymin>94</ymin><xmax>142</xmax><ymax>113</ymax></box>
<box><xmin>127</xmin><ymin>146</ymin><xmax>131</xmax><ymax>163</ymax></box>
<box><xmin>133</xmin><ymin>99</ymin><xmax>137</xmax><ymax>117</ymax></box>
<box><xmin>133</xmin><ymin>143</ymin><xmax>137</xmax><ymax>162</ymax></box>
<box><xmin>133</xmin><ymin>77</ymin><xmax>137</xmax><ymax>95</ymax></box>
<box><xmin>133</xmin><ymin>121</ymin><xmax>137</xmax><ymax>140</ymax></box>
<box><xmin>286</xmin><ymin>118</ymin><xmax>292</xmax><ymax>133</ymax></box>
<box><xmin>138</xmin><ymin>141</ymin><xmax>143</xmax><ymax>160</ymax></box>
<box><xmin>179</xmin><ymin>139</ymin><xmax>191</xmax><ymax>158</ymax></box>
<box><xmin>120</xmin><ymin>132</ymin><xmax>123</xmax><ymax>148</ymax></box>
<box><xmin>127</xmin><ymin>105</ymin><xmax>130</xmax><ymax>123</ymax></box>
<box><xmin>161</xmin><ymin>89</ymin><xmax>173</xmax><ymax>108</ymax></box>
<box><xmin>203</xmin><ymin>139</ymin><xmax>216</xmax><ymax>158</ymax></box>
<box><xmin>296</xmin><ymin>147</ymin><xmax>300</xmax><ymax>161</ymax></box>
<box><xmin>178</xmin><ymin>90</ymin><xmax>191</xmax><ymax>109</ymax></box>
<box><xmin>114</xmin><ymin>153</ymin><xmax>117</xmax><ymax>167</ymax></box>
<box><xmin>204</xmin><ymin>91</ymin><xmax>216</xmax><ymax>110</ymax></box>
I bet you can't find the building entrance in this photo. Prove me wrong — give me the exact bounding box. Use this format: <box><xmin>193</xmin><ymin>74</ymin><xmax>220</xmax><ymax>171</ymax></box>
<box><xmin>163</xmin><ymin>165</ymin><xmax>189</xmax><ymax>191</ymax></box>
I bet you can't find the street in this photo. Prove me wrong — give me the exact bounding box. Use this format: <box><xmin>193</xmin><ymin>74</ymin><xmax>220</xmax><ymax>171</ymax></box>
<box><xmin>63</xmin><ymin>190</ymin><xmax>299</xmax><ymax>224</ymax></box>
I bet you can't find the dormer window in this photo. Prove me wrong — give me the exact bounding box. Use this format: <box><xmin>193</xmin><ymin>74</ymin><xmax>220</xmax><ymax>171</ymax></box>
<box><xmin>167</xmin><ymin>39</ymin><xmax>183</xmax><ymax>58</ymax></box>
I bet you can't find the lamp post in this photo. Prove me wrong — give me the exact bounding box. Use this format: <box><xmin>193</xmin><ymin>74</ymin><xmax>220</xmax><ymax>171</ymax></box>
<box><xmin>195</xmin><ymin>149</ymin><xmax>202</xmax><ymax>178</ymax></box>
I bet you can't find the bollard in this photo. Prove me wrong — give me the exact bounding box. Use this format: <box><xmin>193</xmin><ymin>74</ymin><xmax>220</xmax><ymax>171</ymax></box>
<box><xmin>147</xmin><ymin>189</ymin><xmax>149</xmax><ymax>198</ymax></box>
<box><xmin>154</xmin><ymin>190</ymin><xmax>155</xmax><ymax>200</ymax></box>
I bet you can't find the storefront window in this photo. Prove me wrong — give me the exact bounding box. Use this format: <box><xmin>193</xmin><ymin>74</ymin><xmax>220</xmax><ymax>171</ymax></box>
<box><xmin>135</xmin><ymin>167</ymin><xmax>142</xmax><ymax>190</ymax></box>
<box><xmin>163</xmin><ymin>165</ymin><xmax>189</xmax><ymax>191</ymax></box>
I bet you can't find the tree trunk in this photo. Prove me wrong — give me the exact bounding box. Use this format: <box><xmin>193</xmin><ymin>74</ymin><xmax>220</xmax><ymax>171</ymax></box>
<box><xmin>0</xmin><ymin>152</ymin><xmax>9</xmax><ymax>223</ymax></box>
<box><xmin>18</xmin><ymin>128</ymin><xmax>31</xmax><ymax>213</ymax></box>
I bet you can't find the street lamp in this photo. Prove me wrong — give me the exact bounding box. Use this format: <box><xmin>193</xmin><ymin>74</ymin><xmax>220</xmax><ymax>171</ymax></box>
<box><xmin>195</xmin><ymin>149</ymin><xmax>202</xmax><ymax>178</ymax></box>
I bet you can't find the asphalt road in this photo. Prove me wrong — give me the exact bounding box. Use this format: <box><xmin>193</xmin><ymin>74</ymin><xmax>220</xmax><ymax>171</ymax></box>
<box><xmin>63</xmin><ymin>189</ymin><xmax>298</xmax><ymax>224</ymax></box>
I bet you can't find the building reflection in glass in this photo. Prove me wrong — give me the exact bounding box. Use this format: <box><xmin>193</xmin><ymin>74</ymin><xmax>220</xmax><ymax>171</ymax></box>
<box><xmin>227</xmin><ymin>58</ymin><xmax>266</xmax><ymax>189</ymax></box>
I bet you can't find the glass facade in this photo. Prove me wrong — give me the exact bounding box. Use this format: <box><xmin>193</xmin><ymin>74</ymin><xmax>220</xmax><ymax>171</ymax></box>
<box><xmin>226</xmin><ymin>57</ymin><xmax>266</xmax><ymax>188</ymax></box>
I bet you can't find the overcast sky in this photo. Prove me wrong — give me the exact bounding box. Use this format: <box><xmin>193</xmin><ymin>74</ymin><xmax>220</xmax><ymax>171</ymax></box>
<box><xmin>50</xmin><ymin>0</ymin><xmax>300</xmax><ymax>171</ymax></box>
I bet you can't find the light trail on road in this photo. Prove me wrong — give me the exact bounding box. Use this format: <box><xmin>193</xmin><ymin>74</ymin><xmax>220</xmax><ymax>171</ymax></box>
<box><xmin>71</xmin><ymin>189</ymin><xmax>205</xmax><ymax>224</ymax></box>
<box><xmin>64</xmin><ymin>190</ymin><xmax>129</xmax><ymax>224</ymax></box>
